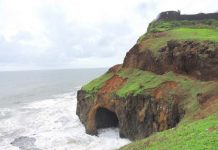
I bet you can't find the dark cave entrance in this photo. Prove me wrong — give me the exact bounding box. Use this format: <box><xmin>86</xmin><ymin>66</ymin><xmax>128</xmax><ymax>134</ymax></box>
<box><xmin>95</xmin><ymin>107</ymin><xmax>119</xmax><ymax>129</ymax></box>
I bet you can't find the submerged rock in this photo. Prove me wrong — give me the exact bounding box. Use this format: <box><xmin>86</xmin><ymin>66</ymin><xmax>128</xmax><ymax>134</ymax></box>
<box><xmin>11</xmin><ymin>136</ymin><xmax>41</xmax><ymax>150</ymax></box>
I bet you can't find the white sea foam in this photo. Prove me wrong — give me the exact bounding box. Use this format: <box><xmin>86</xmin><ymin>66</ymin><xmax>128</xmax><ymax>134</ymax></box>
<box><xmin>0</xmin><ymin>92</ymin><xmax>130</xmax><ymax>150</ymax></box>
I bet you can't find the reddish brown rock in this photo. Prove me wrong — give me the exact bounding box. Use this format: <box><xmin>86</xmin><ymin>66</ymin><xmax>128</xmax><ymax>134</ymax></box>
<box><xmin>76</xmin><ymin>82</ymin><xmax>185</xmax><ymax>140</ymax></box>
<box><xmin>99</xmin><ymin>75</ymin><xmax>126</xmax><ymax>93</ymax></box>
<box><xmin>123</xmin><ymin>40</ymin><xmax>218</xmax><ymax>81</ymax></box>
<box><xmin>123</xmin><ymin>44</ymin><xmax>161</xmax><ymax>73</ymax></box>
<box><xmin>195</xmin><ymin>92</ymin><xmax>218</xmax><ymax>119</ymax></box>
<box><xmin>107</xmin><ymin>64</ymin><xmax>122</xmax><ymax>73</ymax></box>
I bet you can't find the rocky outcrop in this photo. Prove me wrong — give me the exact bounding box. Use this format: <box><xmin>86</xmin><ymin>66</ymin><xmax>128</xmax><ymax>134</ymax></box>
<box><xmin>76</xmin><ymin>81</ymin><xmax>185</xmax><ymax>140</ymax></box>
<box><xmin>123</xmin><ymin>40</ymin><xmax>218</xmax><ymax>81</ymax></box>
<box><xmin>123</xmin><ymin>44</ymin><xmax>162</xmax><ymax>73</ymax></box>
<box><xmin>107</xmin><ymin>64</ymin><xmax>122</xmax><ymax>73</ymax></box>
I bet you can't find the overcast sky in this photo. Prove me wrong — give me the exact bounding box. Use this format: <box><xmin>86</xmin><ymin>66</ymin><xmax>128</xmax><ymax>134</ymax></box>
<box><xmin>0</xmin><ymin>0</ymin><xmax>218</xmax><ymax>71</ymax></box>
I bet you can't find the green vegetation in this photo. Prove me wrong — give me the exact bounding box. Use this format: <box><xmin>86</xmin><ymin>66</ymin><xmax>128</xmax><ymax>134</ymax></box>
<box><xmin>138</xmin><ymin>27</ymin><xmax>218</xmax><ymax>55</ymax></box>
<box><xmin>138</xmin><ymin>19</ymin><xmax>218</xmax><ymax>55</ymax></box>
<box><xmin>82</xmin><ymin>72</ymin><xmax>113</xmax><ymax>95</ymax></box>
<box><xmin>82</xmin><ymin>68</ymin><xmax>216</xmax><ymax>102</ymax></box>
<box><xmin>117</xmin><ymin>69</ymin><xmax>200</xmax><ymax>98</ymax></box>
<box><xmin>116</xmin><ymin>69</ymin><xmax>217</xmax><ymax>118</ymax></box>
<box><xmin>147</xmin><ymin>19</ymin><xmax>218</xmax><ymax>33</ymax></box>
<box><xmin>171</xmin><ymin>28</ymin><xmax>218</xmax><ymax>41</ymax></box>
<box><xmin>116</xmin><ymin>69</ymin><xmax>162</xmax><ymax>97</ymax></box>
<box><xmin>121</xmin><ymin>114</ymin><xmax>218</xmax><ymax>150</ymax></box>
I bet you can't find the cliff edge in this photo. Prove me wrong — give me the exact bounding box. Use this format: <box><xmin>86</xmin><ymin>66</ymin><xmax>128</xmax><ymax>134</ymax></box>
<box><xmin>76</xmin><ymin>11</ymin><xmax>218</xmax><ymax>149</ymax></box>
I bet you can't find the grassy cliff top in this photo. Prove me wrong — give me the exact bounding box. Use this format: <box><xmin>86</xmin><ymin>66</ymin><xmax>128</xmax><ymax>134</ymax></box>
<box><xmin>137</xmin><ymin>19</ymin><xmax>218</xmax><ymax>55</ymax></box>
<box><xmin>147</xmin><ymin>19</ymin><xmax>218</xmax><ymax>33</ymax></box>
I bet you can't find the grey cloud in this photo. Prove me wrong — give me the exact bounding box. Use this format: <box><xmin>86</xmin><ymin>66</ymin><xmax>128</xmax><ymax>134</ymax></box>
<box><xmin>137</xmin><ymin>1</ymin><xmax>159</xmax><ymax>16</ymax></box>
<box><xmin>40</xmin><ymin>7</ymin><xmax>135</xmax><ymax>60</ymax></box>
<box><xmin>0</xmin><ymin>4</ymin><xmax>139</xmax><ymax>70</ymax></box>
<box><xmin>12</xmin><ymin>32</ymin><xmax>34</xmax><ymax>42</ymax></box>
<box><xmin>0</xmin><ymin>35</ymin><xmax>27</xmax><ymax>63</ymax></box>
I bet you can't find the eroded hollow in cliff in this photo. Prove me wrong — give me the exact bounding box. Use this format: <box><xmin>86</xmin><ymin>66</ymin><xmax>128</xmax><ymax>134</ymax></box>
<box><xmin>95</xmin><ymin>107</ymin><xmax>119</xmax><ymax>129</ymax></box>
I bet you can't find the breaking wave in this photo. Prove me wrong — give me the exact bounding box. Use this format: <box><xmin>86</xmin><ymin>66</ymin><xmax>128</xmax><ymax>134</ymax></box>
<box><xmin>0</xmin><ymin>92</ymin><xmax>130</xmax><ymax>150</ymax></box>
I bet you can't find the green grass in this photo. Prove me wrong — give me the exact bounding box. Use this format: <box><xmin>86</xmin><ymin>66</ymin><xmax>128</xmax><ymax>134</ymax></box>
<box><xmin>171</xmin><ymin>28</ymin><xmax>218</xmax><ymax>41</ymax></box>
<box><xmin>137</xmin><ymin>19</ymin><xmax>218</xmax><ymax>55</ymax></box>
<box><xmin>120</xmin><ymin>114</ymin><xmax>218</xmax><ymax>150</ymax></box>
<box><xmin>138</xmin><ymin>27</ymin><xmax>218</xmax><ymax>55</ymax></box>
<box><xmin>82</xmin><ymin>72</ymin><xmax>113</xmax><ymax>95</ymax></box>
<box><xmin>116</xmin><ymin>69</ymin><xmax>203</xmax><ymax>99</ymax></box>
<box><xmin>147</xmin><ymin>19</ymin><xmax>218</xmax><ymax>33</ymax></box>
<box><xmin>115</xmin><ymin>69</ymin><xmax>218</xmax><ymax>118</ymax></box>
<box><xmin>116</xmin><ymin>69</ymin><xmax>161</xmax><ymax>97</ymax></box>
<box><xmin>82</xmin><ymin>68</ymin><xmax>216</xmax><ymax>103</ymax></box>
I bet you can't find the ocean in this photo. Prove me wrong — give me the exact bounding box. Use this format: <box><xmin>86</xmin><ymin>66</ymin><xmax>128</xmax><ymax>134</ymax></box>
<box><xmin>0</xmin><ymin>69</ymin><xmax>130</xmax><ymax>150</ymax></box>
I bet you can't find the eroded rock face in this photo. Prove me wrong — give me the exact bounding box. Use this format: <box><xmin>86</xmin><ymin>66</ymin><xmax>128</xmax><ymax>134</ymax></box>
<box><xmin>76</xmin><ymin>81</ymin><xmax>185</xmax><ymax>140</ymax></box>
<box><xmin>123</xmin><ymin>44</ymin><xmax>162</xmax><ymax>73</ymax></box>
<box><xmin>123</xmin><ymin>41</ymin><xmax>218</xmax><ymax>81</ymax></box>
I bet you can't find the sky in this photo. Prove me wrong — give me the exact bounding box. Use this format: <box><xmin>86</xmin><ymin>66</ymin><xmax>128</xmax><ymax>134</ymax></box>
<box><xmin>0</xmin><ymin>0</ymin><xmax>218</xmax><ymax>71</ymax></box>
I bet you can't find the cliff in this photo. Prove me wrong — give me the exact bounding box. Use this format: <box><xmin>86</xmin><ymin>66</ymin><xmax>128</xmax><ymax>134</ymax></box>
<box><xmin>76</xmin><ymin>11</ymin><xmax>218</xmax><ymax>149</ymax></box>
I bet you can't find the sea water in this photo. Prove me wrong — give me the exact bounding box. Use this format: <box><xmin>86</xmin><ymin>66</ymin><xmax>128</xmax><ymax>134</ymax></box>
<box><xmin>0</xmin><ymin>69</ymin><xmax>130</xmax><ymax>150</ymax></box>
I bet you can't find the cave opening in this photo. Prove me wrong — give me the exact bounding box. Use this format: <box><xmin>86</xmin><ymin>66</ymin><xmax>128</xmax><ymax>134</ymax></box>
<box><xmin>95</xmin><ymin>107</ymin><xmax>119</xmax><ymax>129</ymax></box>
